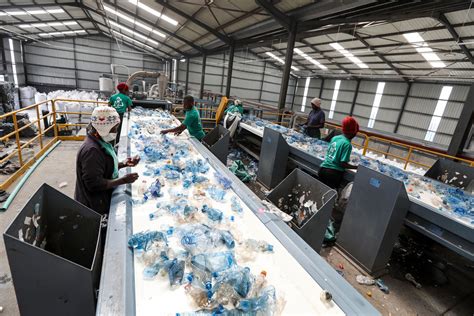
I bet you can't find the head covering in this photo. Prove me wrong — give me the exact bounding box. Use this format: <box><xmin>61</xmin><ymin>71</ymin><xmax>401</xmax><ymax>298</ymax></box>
<box><xmin>117</xmin><ymin>82</ymin><xmax>129</xmax><ymax>92</ymax></box>
<box><xmin>342</xmin><ymin>116</ymin><xmax>359</xmax><ymax>137</ymax></box>
<box><xmin>311</xmin><ymin>98</ymin><xmax>321</xmax><ymax>107</ymax></box>
<box><xmin>234</xmin><ymin>99</ymin><xmax>242</xmax><ymax>106</ymax></box>
<box><xmin>90</xmin><ymin>106</ymin><xmax>120</xmax><ymax>137</ymax></box>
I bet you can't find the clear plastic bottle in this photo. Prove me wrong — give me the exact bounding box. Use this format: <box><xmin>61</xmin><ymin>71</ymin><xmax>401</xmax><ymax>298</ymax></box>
<box><xmin>230</xmin><ymin>196</ymin><xmax>243</xmax><ymax>213</ymax></box>
<box><xmin>201</xmin><ymin>205</ymin><xmax>223</xmax><ymax>222</ymax></box>
<box><xmin>167</xmin><ymin>259</ymin><xmax>185</xmax><ymax>287</ymax></box>
<box><xmin>191</xmin><ymin>251</ymin><xmax>235</xmax><ymax>274</ymax></box>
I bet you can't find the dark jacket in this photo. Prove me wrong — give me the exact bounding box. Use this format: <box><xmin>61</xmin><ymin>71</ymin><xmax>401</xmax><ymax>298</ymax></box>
<box><xmin>74</xmin><ymin>135</ymin><xmax>114</xmax><ymax>215</ymax></box>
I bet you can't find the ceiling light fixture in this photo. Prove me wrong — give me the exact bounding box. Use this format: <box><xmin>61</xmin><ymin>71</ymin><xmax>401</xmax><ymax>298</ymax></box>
<box><xmin>108</xmin><ymin>20</ymin><xmax>159</xmax><ymax>45</ymax></box>
<box><xmin>403</xmin><ymin>32</ymin><xmax>446</xmax><ymax>68</ymax></box>
<box><xmin>294</xmin><ymin>48</ymin><xmax>327</xmax><ymax>70</ymax></box>
<box><xmin>128</xmin><ymin>0</ymin><xmax>178</xmax><ymax>26</ymax></box>
<box><xmin>103</xmin><ymin>5</ymin><xmax>166</xmax><ymax>38</ymax></box>
<box><xmin>330</xmin><ymin>42</ymin><xmax>368</xmax><ymax>68</ymax></box>
<box><xmin>39</xmin><ymin>29</ymin><xmax>86</xmax><ymax>37</ymax></box>
<box><xmin>112</xmin><ymin>30</ymin><xmax>155</xmax><ymax>52</ymax></box>
<box><xmin>19</xmin><ymin>21</ymin><xmax>77</xmax><ymax>28</ymax></box>
<box><xmin>265</xmin><ymin>51</ymin><xmax>299</xmax><ymax>71</ymax></box>
<box><xmin>0</xmin><ymin>8</ymin><xmax>64</xmax><ymax>16</ymax></box>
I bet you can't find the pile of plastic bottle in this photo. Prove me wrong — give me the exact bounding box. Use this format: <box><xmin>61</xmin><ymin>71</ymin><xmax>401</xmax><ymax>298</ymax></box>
<box><xmin>127</xmin><ymin>108</ymin><xmax>286</xmax><ymax>315</ymax></box>
<box><xmin>242</xmin><ymin>116</ymin><xmax>474</xmax><ymax>226</ymax></box>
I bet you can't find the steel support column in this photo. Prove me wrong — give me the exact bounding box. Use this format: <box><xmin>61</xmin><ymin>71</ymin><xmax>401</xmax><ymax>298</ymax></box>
<box><xmin>394</xmin><ymin>82</ymin><xmax>412</xmax><ymax>133</ymax></box>
<box><xmin>20</xmin><ymin>41</ymin><xmax>28</xmax><ymax>85</ymax></box>
<box><xmin>184</xmin><ymin>58</ymin><xmax>190</xmax><ymax>95</ymax></box>
<box><xmin>349</xmin><ymin>79</ymin><xmax>361</xmax><ymax>116</ymax></box>
<box><xmin>73</xmin><ymin>38</ymin><xmax>78</xmax><ymax>88</ymax></box>
<box><xmin>290</xmin><ymin>77</ymin><xmax>298</xmax><ymax>111</ymax></box>
<box><xmin>259</xmin><ymin>61</ymin><xmax>266</xmax><ymax>103</ymax></box>
<box><xmin>318</xmin><ymin>78</ymin><xmax>324</xmax><ymax>99</ymax></box>
<box><xmin>0</xmin><ymin>39</ymin><xmax>7</xmax><ymax>73</ymax></box>
<box><xmin>199</xmin><ymin>54</ymin><xmax>207</xmax><ymax>99</ymax></box>
<box><xmin>277</xmin><ymin>22</ymin><xmax>297</xmax><ymax>121</ymax></box>
<box><xmin>225</xmin><ymin>43</ymin><xmax>235</xmax><ymax>98</ymax></box>
<box><xmin>448</xmin><ymin>83</ymin><xmax>474</xmax><ymax>155</ymax></box>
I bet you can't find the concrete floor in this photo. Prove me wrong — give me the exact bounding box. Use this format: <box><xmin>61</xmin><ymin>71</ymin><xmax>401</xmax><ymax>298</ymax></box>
<box><xmin>0</xmin><ymin>141</ymin><xmax>81</xmax><ymax>316</ymax></box>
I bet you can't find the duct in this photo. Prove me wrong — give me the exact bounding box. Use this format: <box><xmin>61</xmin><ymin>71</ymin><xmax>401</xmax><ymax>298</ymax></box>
<box><xmin>125</xmin><ymin>71</ymin><xmax>161</xmax><ymax>88</ymax></box>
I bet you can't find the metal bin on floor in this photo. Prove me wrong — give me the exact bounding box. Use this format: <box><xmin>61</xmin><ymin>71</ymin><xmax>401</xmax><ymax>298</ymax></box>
<box><xmin>266</xmin><ymin>168</ymin><xmax>337</xmax><ymax>252</ymax></box>
<box><xmin>3</xmin><ymin>183</ymin><xmax>102</xmax><ymax>316</ymax></box>
<box><xmin>202</xmin><ymin>125</ymin><xmax>230</xmax><ymax>164</ymax></box>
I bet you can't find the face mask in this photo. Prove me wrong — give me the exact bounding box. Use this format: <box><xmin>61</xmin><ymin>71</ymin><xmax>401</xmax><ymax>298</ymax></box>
<box><xmin>102</xmin><ymin>133</ymin><xmax>117</xmax><ymax>142</ymax></box>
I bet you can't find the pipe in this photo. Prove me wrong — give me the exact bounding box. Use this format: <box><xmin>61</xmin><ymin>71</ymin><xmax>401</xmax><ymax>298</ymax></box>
<box><xmin>126</xmin><ymin>71</ymin><xmax>160</xmax><ymax>88</ymax></box>
<box><xmin>1</xmin><ymin>140</ymin><xmax>62</xmax><ymax>211</ymax></box>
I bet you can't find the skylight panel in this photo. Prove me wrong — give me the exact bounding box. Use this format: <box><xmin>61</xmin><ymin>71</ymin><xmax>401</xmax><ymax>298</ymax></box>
<box><xmin>328</xmin><ymin>80</ymin><xmax>341</xmax><ymax>119</ymax></box>
<box><xmin>112</xmin><ymin>30</ymin><xmax>155</xmax><ymax>52</ymax></box>
<box><xmin>424</xmin><ymin>86</ymin><xmax>452</xmax><ymax>142</ymax></box>
<box><xmin>108</xmin><ymin>20</ymin><xmax>159</xmax><ymax>46</ymax></box>
<box><xmin>403</xmin><ymin>32</ymin><xmax>446</xmax><ymax>68</ymax></box>
<box><xmin>265</xmin><ymin>52</ymin><xmax>299</xmax><ymax>71</ymax></box>
<box><xmin>19</xmin><ymin>21</ymin><xmax>78</xmax><ymax>28</ymax></box>
<box><xmin>128</xmin><ymin>0</ymin><xmax>178</xmax><ymax>26</ymax></box>
<box><xmin>104</xmin><ymin>5</ymin><xmax>166</xmax><ymax>38</ymax></box>
<box><xmin>39</xmin><ymin>30</ymin><xmax>86</xmax><ymax>37</ymax></box>
<box><xmin>329</xmin><ymin>43</ymin><xmax>368</xmax><ymax>68</ymax></box>
<box><xmin>300</xmin><ymin>77</ymin><xmax>311</xmax><ymax>112</ymax></box>
<box><xmin>368</xmin><ymin>82</ymin><xmax>385</xmax><ymax>128</ymax></box>
<box><xmin>294</xmin><ymin>48</ymin><xmax>327</xmax><ymax>70</ymax></box>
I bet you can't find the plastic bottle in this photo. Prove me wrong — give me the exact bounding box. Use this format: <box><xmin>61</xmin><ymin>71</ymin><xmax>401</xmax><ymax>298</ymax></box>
<box><xmin>249</xmin><ymin>271</ymin><xmax>267</xmax><ymax>297</ymax></box>
<box><xmin>191</xmin><ymin>251</ymin><xmax>235</xmax><ymax>274</ymax></box>
<box><xmin>207</xmin><ymin>186</ymin><xmax>226</xmax><ymax>201</ymax></box>
<box><xmin>243</xmin><ymin>239</ymin><xmax>274</xmax><ymax>253</ymax></box>
<box><xmin>214</xmin><ymin>173</ymin><xmax>232</xmax><ymax>190</ymax></box>
<box><xmin>230</xmin><ymin>196</ymin><xmax>243</xmax><ymax>213</ymax></box>
<box><xmin>128</xmin><ymin>230</ymin><xmax>167</xmax><ymax>251</ymax></box>
<box><xmin>137</xmin><ymin>180</ymin><xmax>148</xmax><ymax>196</ymax></box>
<box><xmin>214</xmin><ymin>267</ymin><xmax>253</xmax><ymax>298</ymax></box>
<box><xmin>149</xmin><ymin>179</ymin><xmax>162</xmax><ymax>198</ymax></box>
<box><xmin>236</xmin><ymin>285</ymin><xmax>276</xmax><ymax>313</ymax></box>
<box><xmin>165</xmin><ymin>170</ymin><xmax>181</xmax><ymax>180</ymax></box>
<box><xmin>167</xmin><ymin>259</ymin><xmax>185</xmax><ymax>287</ymax></box>
<box><xmin>220</xmin><ymin>230</ymin><xmax>235</xmax><ymax>249</ymax></box>
<box><xmin>202</xmin><ymin>205</ymin><xmax>223</xmax><ymax>222</ymax></box>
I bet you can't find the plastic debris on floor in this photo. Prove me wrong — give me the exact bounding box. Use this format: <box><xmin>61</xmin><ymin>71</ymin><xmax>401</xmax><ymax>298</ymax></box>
<box><xmin>126</xmin><ymin>108</ymin><xmax>344</xmax><ymax>315</ymax></box>
<box><xmin>241</xmin><ymin>116</ymin><xmax>474</xmax><ymax>227</ymax></box>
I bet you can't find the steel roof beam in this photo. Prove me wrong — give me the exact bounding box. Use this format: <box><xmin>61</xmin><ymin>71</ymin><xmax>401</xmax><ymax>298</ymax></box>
<box><xmin>85</xmin><ymin>2</ymin><xmax>203</xmax><ymax>54</ymax></box>
<box><xmin>352</xmin><ymin>33</ymin><xmax>406</xmax><ymax>80</ymax></box>
<box><xmin>154</xmin><ymin>0</ymin><xmax>232</xmax><ymax>45</ymax></box>
<box><xmin>437</xmin><ymin>13</ymin><xmax>474</xmax><ymax>64</ymax></box>
<box><xmin>255</xmin><ymin>0</ymin><xmax>291</xmax><ymax>30</ymax></box>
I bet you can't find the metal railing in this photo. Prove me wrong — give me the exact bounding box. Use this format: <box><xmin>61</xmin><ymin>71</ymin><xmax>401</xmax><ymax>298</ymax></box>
<box><xmin>0</xmin><ymin>99</ymin><xmax>107</xmax><ymax>190</ymax></box>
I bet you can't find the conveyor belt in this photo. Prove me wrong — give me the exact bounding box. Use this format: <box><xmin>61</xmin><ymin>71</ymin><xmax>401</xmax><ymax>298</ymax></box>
<box><xmin>238</xmin><ymin>122</ymin><xmax>474</xmax><ymax>261</ymax></box>
<box><xmin>97</xmin><ymin>111</ymin><xmax>379</xmax><ymax>315</ymax></box>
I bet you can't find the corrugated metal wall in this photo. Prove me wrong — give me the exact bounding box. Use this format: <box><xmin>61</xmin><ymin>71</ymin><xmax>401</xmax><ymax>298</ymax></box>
<box><xmin>177</xmin><ymin>50</ymin><xmax>296</xmax><ymax>108</ymax></box>
<box><xmin>23</xmin><ymin>35</ymin><xmax>164</xmax><ymax>91</ymax></box>
<box><xmin>3</xmin><ymin>38</ymin><xmax>26</xmax><ymax>86</ymax></box>
<box><xmin>398</xmin><ymin>83</ymin><xmax>468</xmax><ymax>146</ymax></box>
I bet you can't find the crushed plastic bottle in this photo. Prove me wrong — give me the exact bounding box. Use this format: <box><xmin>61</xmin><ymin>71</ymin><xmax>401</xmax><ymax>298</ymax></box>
<box><xmin>214</xmin><ymin>172</ymin><xmax>232</xmax><ymax>190</ymax></box>
<box><xmin>191</xmin><ymin>251</ymin><xmax>235</xmax><ymax>274</ymax></box>
<box><xmin>243</xmin><ymin>239</ymin><xmax>274</xmax><ymax>253</ymax></box>
<box><xmin>207</xmin><ymin>186</ymin><xmax>226</xmax><ymax>201</ymax></box>
<box><xmin>167</xmin><ymin>259</ymin><xmax>185</xmax><ymax>287</ymax></box>
<box><xmin>220</xmin><ymin>230</ymin><xmax>235</xmax><ymax>249</ymax></box>
<box><xmin>356</xmin><ymin>275</ymin><xmax>375</xmax><ymax>285</ymax></box>
<box><xmin>236</xmin><ymin>285</ymin><xmax>276</xmax><ymax>313</ymax></box>
<box><xmin>128</xmin><ymin>230</ymin><xmax>167</xmax><ymax>251</ymax></box>
<box><xmin>375</xmin><ymin>278</ymin><xmax>389</xmax><ymax>294</ymax></box>
<box><xmin>165</xmin><ymin>170</ymin><xmax>181</xmax><ymax>180</ymax></box>
<box><xmin>230</xmin><ymin>196</ymin><xmax>243</xmax><ymax>213</ymax></box>
<box><xmin>202</xmin><ymin>205</ymin><xmax>223</xmax><ymax>222</ymax></box>
<box><xmin>149</xmin><ymin>179</ymin><xmax>162</xmax><ymax>198</ymax></box>
<box><xmin>213</xmin><ymin>266</ymin><xmax>253</xmax><ymax>298</ymax></box>
<box><xmin>249</xmin><ymin>271</ymin><xmax>267</xmax><ymax>297</ymax></box>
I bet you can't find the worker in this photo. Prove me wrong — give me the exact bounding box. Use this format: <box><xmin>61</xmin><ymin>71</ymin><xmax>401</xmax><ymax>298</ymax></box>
<box><xmin>223</xmin><ymin>99</ymin><xmax>244</xmax><ymax>138</ymax></box>
<box><xmin>109</xmin><ymin>82</ymin><xmax>133</xmax><ymax>144</ymax></box>
<box><xmin>75</xmin><ymin>106</ymin><xmax>139</xmax><ymax>215</ymax></box>
<box><xmin>318</xmin><ymin>116</ymin><xmax>359</xmax><ymax>189</ymax></box>
<box><xmin>160</xmin><ymin>95</ymin><xmax>205</xmax><ymax>140</ymax></box>
<box><xmin>303</xmin><ymin>97</ymin><xmax>325</xmax><ymax>139</ymax></box>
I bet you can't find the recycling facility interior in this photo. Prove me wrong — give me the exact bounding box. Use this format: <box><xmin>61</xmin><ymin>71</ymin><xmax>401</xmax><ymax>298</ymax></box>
<box><xmin>0</xmin><ymin>1</ymin><xmax>473</xmax><ymax>315</ymax></box>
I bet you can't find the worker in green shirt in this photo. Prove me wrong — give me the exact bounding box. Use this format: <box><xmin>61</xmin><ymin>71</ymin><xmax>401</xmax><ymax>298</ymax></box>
<box><xmin>160</xmin><ymin>95</ymin><xmax>205</xmax><ymax>140</ymax></box>
<box><xmin>109</xmin><ymin>82</ymin><xmax>133</xmax><ymax>144</ymax></box>
<box><xmin>318</xmin><ymin>116</ymin><xmax>359</xmax><ymax>189</ymax></box>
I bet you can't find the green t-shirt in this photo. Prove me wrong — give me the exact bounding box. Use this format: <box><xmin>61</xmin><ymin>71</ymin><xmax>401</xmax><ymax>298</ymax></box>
<box><xmin>183</xmin><ymin>106</ymin><xmax>205</xmax><ymax>140</ymax></box>
<box><xmin>321</xmin><ymin>135</ymin><xmax>352</xmax><ymax>171</ymax></box>
<box><xmin>109</xmin><ymin>93</ymin><xmax>132</xmax><ymax>114</ymax></box>
<box><xmin>225</xmin><ymin>104</ymin><xmax>243</xmax><ymax>115</ymax></box>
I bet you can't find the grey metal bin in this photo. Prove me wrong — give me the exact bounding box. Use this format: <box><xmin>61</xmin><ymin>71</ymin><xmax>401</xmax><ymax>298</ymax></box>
<box><xmin>3</xmin><ymin>183</ymin><xmax>102</xmax><ymax>316</ymax></box>
<box><xmin>266</xmin><ymin>168</ymin><xmax>337</xmax><ymax>252</ymax></box>
<box><xmin>202</xmin><ymin>125</ymin><xmax>230</xmax><ymax>164</ymax></box>
<box><xmin>424</xmin><ymin>158</ymin><xmax>474</xmax><ymax>192</ymax></box>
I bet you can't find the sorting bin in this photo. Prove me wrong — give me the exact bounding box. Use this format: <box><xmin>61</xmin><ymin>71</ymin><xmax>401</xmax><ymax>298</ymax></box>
<box><xmin>202</xmin><ymin>125</ymin><xmax>230</xmax><ymax>164</ymax></box>
<box><xmin>424</xmin><ymin>158</ymin><xmax>473</xmax><ymax>192</ymax></box>
<box><xmin>3</xmin><ymin>183</ymin><xmax>102</xmax><ymax>316</ymax></box>
<box><xmin>266</xmin><ymin>168</ymin><xmax>337</xmax><ymax>252</ymax></box>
